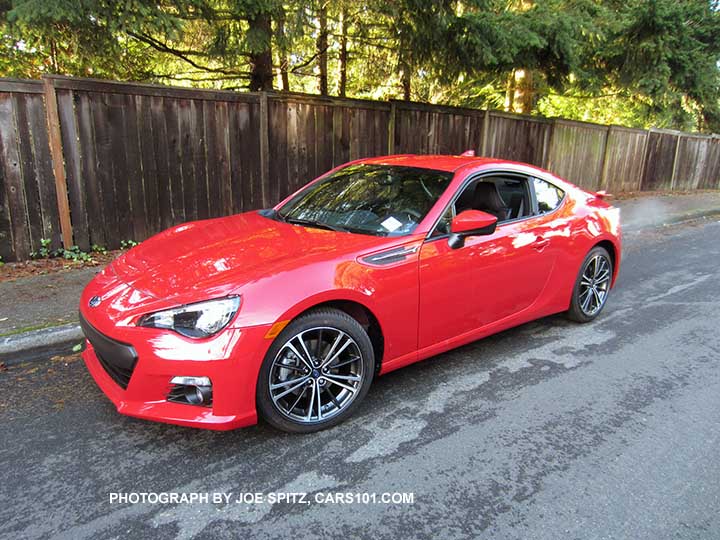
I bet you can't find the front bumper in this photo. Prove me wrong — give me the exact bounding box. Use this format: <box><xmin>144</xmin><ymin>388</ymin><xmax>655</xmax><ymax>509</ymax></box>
<box><xmin>81</xmin><ymin>313</ymin><xmax>273</xmax><ymax>431</ymax></box>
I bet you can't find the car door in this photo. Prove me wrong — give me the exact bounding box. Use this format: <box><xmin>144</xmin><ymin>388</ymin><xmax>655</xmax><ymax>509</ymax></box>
<box><xmin>417</xmin><ymin>173</ymin><xmax>558</xmax><ymax>350</ymax></box>
<box><xmin>418</xmin><ymin>226</ymin><xmax>506</xmax><ymax>349</ymax></box>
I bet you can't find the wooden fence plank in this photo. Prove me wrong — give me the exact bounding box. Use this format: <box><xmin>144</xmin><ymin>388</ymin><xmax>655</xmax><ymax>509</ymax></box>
<box><xmin>76</xmin><ymin>92</ymin><xmax>106</xmax><ymax>248</ymax></box>
<box><xmin>42</xmin><ymin>78</ymin><xmax>73</xmax><ymax>248</ymax></box>
<box><xmin>228</xmin><ymin>101</ymin><xmax>246</xmax><ymax>213</ymax></box>
<box><xmin>123</xmin><ymin>93</ymin><xmax>147</xmax><ymax>241</ymax></box>
<box><xmin>150</xmin><ymin>96</ymin><xmax>173</xmax><ymax>230</ymax></box>
<box><xmin>191</xmin><ymin>99</ymin><xmax>209</xmax><ymax>220</ymax></box>
<box><xmin>91</xmin><ymin>93</ymin><xmax>121</xmax><ymax>247</ymax></box>
<box><xmin>0</xmin><ymin>94</ymin><xmax>30</xmax><ymax>260</ymax></box>
<box><xmin>259</xmin><ymin>93</ymin><xmax>269</xmax><ymax>207</ymax></box>
<box><xmin>178</xmin><ymin>99</ymin><xmax>197</xmax><ymax>221</ymax></box>
<box><xmin>642</xmin><ymin>130</ymin><xmax>679</xmax><ymax>191</ymax></box>
<box><xmin>57</xmin><ymin>90</ymin><xmax>89</xmax><ymax>250</ymax></box>
<box><xmin>137</xmin><ymin>95</ymin><xmax>160</xmax><ymax>236</ymax></box>
<box><xmin>163</xmin><ymin>98</ymin><xmax>185</xmax><ymax>223</ymax></box>
<box><xmin>0</xmin><ymin>115</ymin><xmax>15</xmax><ymax>262</ymax></box>
<box><xmin>13</xmin><ymin>93</ymin><xmax>44</xmax><ymax>252</ymax></box>
<box><xmin>247</xmin><ymin>102</ymin><xmax>263</xmax><ymax>208</ymax></box>
<box><xmin>28</xmin><ymin>93</ymin><xmax>61</xmax><ymax>250</ymax></box>
<box><xmin>215</xmin><ymin>101</ymin><xmax>234</xmax><ymax>215</ymax></box>
<box><xmin>546</xmin><ymin>120</ymin><xmax>608</xmax><ymax>190</ymax></box>
<box><xmin>107</xmin><ymin>92</ymin><xmax>133</xmax><ymax>243</ymax></box>
<box><xmin>268</xmin><ymin>100</ymin><xmax>287</xmax><ymax>203</ymax></box>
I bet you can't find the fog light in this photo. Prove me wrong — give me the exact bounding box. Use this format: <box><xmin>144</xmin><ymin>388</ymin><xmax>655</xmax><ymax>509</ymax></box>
<box><xmin>167</xmin><ymin>376</ymin><xmax>213</xmax><ymax>407</ymax></box>
<box><xmin>185</xmin><ymin>385</ymin><xmax>212</xmax><ymax>405</ymax></box>
<box><xmin>170</xmin><ymin>376</ymin><xmax>211</xmax><ymax>387</ymax></box>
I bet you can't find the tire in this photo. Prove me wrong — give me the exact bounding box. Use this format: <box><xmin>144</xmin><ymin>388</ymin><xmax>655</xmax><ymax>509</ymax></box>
<box><xmin>567</xmin><ymin>246</ymin><xmax>613</xmax><ymax>323</ymax></box>
<box><xmin>256</xmin><ymin>308</ymin><xmax>375</xmax><ymax>433</ymax></box>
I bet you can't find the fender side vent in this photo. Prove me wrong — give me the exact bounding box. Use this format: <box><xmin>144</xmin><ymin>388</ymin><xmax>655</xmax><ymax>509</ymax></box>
<box><xmin>362</xmin><ymin>245</ymin><xmax>419</xmax><ymax>266</ymax></box>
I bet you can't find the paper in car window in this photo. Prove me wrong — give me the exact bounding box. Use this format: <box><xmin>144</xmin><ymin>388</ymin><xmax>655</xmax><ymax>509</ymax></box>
<box><xmin>381</xmin><ymin>216</ymin><xmax>403</xmax><ymax>232</ymax></box>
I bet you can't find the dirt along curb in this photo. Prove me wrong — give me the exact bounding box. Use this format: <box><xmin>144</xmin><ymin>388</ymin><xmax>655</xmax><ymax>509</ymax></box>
<box><xmin>1</xmin><ymin>323</ymin><xmax>84</xmax><ymax>365</ymax></box>
<box><xmin>1</xmin><ymin>199</ymin><xmax>719</xmax><ymax>366</ymax></box>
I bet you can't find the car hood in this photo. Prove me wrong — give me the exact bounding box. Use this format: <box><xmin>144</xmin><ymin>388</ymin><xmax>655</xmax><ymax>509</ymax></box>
<box><xmin>111</xmin><ymin>211</ymin><xmax>383</xmax><ymax>299</ymax></box>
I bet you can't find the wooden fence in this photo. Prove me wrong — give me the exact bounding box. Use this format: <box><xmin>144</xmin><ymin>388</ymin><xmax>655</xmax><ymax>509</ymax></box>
<box><xmin>1</xmin><ymin>75</ymin><xmax>719</xmax><ymax>261</ymax></box>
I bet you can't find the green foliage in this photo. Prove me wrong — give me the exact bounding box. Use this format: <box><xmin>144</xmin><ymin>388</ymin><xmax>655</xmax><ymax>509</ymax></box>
<box><xmin>120</xmin><ymin>239</ymin><xmax>139</xmax><ymax>249</ymax></box>
<box><xmin>59</xmin><ymin>245</ymin><xmax>93</xmax><ymax>262</ymax></box>
<box><xmin>29</xmin><ymin>237</ymin><xmax>52</xmax><ymax>259</ymax></box>
<box><xmin>91</xmin><ymin>244</ymin><xmax>107</xmax><ymax>255</ymax></box>
<box><xmin>2</xmin><ymin>0</ymin><xmax>719</xmax><ymax>132</ymax></box>
<box><xmin>29</xmin><ymin>238</ymin><xmax>93</xmax><ymax>262</ymax></box>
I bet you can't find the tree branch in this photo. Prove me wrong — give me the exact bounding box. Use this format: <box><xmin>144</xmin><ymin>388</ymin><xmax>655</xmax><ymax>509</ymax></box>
<box><xmin>127</xmin><ymin>31</ymin><xmax>249</xmax><ymax>76</ymax></box>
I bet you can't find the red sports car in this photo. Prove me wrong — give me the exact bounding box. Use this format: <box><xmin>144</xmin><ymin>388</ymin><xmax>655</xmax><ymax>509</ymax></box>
<box><xmin>80</xmin><ymin>154</ymin><xmax>621</xmax><ymax>433</ymax></box>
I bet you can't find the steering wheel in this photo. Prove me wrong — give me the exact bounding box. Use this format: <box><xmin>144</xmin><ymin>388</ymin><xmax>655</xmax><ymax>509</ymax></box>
<box><xmin>398</xmin><ymin>208</ymin><xmax>422</xmax><ymax>222</ymax></box>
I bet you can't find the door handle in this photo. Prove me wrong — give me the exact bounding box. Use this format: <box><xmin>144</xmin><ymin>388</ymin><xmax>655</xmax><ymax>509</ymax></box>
<box><xmin>534</xmin><ymin>236</ymin><xmax>550</xmax><ymax>251</ymax></box>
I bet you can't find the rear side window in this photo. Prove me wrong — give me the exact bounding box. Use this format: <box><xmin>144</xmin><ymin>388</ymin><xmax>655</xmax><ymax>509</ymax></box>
<box><xmin>533</xmin><ymin>178</ymin><xmax>564</xmax><ymax>213</ymax></box>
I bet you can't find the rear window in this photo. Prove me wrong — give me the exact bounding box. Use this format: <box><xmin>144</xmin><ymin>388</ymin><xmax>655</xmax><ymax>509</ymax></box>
<box><xmin>534</xmin><ymin>178</ymin><xmax>564</xmax><ymax>213</ymax></box>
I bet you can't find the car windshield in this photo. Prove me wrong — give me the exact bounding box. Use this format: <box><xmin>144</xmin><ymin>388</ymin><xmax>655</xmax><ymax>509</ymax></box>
<box><xmin>277</xmin><ymin>164</ymin><xmax>453</xmax><ymax>236</ymax></box>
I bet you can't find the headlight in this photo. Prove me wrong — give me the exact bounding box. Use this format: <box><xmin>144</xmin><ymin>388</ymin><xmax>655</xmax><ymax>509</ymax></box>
<box><xmin>138</xmin><ymin>296</ymin><xmax>240</xmax><ymax>338</ymax></box>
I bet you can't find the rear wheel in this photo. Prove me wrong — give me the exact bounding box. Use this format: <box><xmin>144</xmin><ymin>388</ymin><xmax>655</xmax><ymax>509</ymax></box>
<box><xmin>256</xmin><ymin>308</ymin><xmax>375</xmax><ymax>433</ymax></box>
<box><xmin>567</xmin><ymin>246</ymin><xmax>613</xmax><ymax>323</ymax></box>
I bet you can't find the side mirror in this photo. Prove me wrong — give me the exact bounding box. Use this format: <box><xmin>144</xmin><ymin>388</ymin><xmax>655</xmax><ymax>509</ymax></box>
<box><xmin>448</xmin><ymin>210</ymin><xmax>498</xmax><ymax>249</ymax></box>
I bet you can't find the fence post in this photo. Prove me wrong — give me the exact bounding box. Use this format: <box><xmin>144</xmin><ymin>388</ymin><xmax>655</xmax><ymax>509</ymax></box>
<box><xmin>387</xmin><ymin>100</ymin><xmax>396</xmax><ymax>154</ymax></box>
<box><xmin>638</xmin><ymin>128</ymin><xmax>653</xmax><ymax>191</ymax></box>
<box><xmin>481</xmin><ymin>109</ymin><xmax>490</xmax><ymax>156</ymax></box>
<box><xmin>670</xmin><ymin>133</ymin><xmax>682</xmax><ymax>190</ymax></box>
<box><xmin>542</xmin><ymin>118</ymin><xmax>555</xmax><ymax>169</ymax></box>
<box><xmin>598</xmin><ymin>125</ymin><xmax>613</xmax><ymax>191</ymax></box>
<box><xmin>42</xmin><ymin>76</ymin><xmax>73</xmax><ymax>249</ymax></box>
<box><xmin>259</xmin><ymin>91</ymin><xmax>270</xmax><ymax>206</ymax></box>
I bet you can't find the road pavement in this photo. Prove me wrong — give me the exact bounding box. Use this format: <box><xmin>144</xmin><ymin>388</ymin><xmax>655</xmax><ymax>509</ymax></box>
<box><xmin>1</xmin><ymin>219</ymin><xmax>719</xmax><ymax>540</ymax></box>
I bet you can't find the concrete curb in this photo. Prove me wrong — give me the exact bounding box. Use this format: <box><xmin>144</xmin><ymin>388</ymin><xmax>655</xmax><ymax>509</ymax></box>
<box><xmin>1</xmin><ymin>204</ymin><xmax>719</xmax><ymax>365</ymax></box>
<box><xmin>0</xmin><ymin>323</ymin><xmax>83</xmax><ymax>364</ymax></box>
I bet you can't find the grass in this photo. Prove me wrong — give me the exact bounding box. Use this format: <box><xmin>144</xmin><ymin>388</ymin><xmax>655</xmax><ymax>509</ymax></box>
<box><xmin>0</xmin><ymin>321</ymin><xmax>75</xmax><ymax>339</ymax></box>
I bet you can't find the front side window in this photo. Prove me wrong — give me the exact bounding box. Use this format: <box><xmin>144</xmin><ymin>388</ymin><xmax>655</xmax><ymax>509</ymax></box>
<box><xmin>278</xmin><ymin>164</ymin><xmax>453</xmax><ymax>236</ymax></box>
<box><xmin>533</xmin><ymin>178</ymin><xmax>564</xmax><ymax>213</ymax></box>
<box><xmin>430</xmin><ymin>175</ymin><xmax>532</xmax><ymax>238</ymax></box>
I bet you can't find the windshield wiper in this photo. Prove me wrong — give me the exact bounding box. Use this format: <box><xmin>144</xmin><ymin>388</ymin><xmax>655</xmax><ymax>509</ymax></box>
<box><xmin>283</xmin><ymin>216</ymin><xmax>347</xmax><ymax>233</ymax></box>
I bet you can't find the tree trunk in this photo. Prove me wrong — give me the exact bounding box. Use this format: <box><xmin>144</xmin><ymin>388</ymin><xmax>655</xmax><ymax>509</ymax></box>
<box><xmin>517</xmin><ymin>69</ymin><xmax>536</xmax><ymax>114</ymax></box>
<box><xmin>338</xmin><ymin>7</ymin><xmax>348</xmax><ymax>97</ymax></box>
<box><xmin>318</xmin><ymin>3</ymin><xmax>328</xmax><ymax>95</ymax></box>
<box><xmin>400</xmin><ymin>51</ymin><xmax>411</xmax><ymax>101</ymax></box>
<box><xmin>275</xmin><ymin>7</ymin><xmax>290</xmax><ymax>91</ymax></box>
<box><xmin>505</xmin><ymin>69</ymin><xmax>517</xmax><ymax>112</ymax></box>
<box><xmin>248</xmin><ymin>12</ymin><xmax>274</xmax><ymax>91</ymax></box>
<box><xmin>402</xmin><ymin>70</ymin><xmax>411</xmax><ymax>101</ymax></box>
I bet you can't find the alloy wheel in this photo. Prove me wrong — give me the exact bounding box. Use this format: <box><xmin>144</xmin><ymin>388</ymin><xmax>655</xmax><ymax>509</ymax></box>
<box><xmin>578</xmin><ymin>254</ymin><xmax>611</xmax><ymax>316</ymax></box>
<box><xmin>268</xmin><ymin>327</ymin><xmax>364</xmax><ymax>424</ymax></box>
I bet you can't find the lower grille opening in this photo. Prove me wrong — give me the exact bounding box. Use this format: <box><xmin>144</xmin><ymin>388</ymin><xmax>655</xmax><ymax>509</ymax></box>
<box><xmin>80</xmin><ymin>312</ymin><xmax>138</xmax><ymax>390</ymax></box>
<box><xmin>96</xmin><ymin>352</ymin><xmax>134</xmax><ymax>389</ymax></box>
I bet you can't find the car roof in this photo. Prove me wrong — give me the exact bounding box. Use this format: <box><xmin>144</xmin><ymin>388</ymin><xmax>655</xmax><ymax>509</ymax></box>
<box><xmin>357</xmin><ymin>154</ymin><xmax>538</xmax><ymax>174</ymax></box>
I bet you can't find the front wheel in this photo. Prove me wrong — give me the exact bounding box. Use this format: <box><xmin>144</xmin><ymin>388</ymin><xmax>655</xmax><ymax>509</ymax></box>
<box><xmin>256</xmin><ymin>308</ymin><xmax>375</xmax><ymax>433</ymax></box>
<box><xmin>567</xmin><ymin>246</ymin><xmax>613</xmax><ymax>323</ymax></box>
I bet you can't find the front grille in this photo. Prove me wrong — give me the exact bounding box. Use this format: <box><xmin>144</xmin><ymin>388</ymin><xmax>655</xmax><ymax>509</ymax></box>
<box><xmin>80</xmin><ymin>312</ymin><xmax>138</xmax><ymax>389</ymax></box>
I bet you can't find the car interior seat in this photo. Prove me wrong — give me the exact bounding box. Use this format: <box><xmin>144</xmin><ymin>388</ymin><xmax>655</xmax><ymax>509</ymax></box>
<box><xmin>470</xmin><ymin>182</ymin><xmax>510</xmax><ymax>221</ymax></box>
<box><xmin>508</xmin><ymin>193</ymin><xmax>525</xmax><ymax>219</ymax></box>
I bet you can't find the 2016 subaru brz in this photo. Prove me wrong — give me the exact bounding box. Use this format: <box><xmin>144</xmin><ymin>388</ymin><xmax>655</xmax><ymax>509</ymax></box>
<box><xmin>80</xmin><ymin>154</ymin><xmax>621</xmax><ymax>433</ymax></box>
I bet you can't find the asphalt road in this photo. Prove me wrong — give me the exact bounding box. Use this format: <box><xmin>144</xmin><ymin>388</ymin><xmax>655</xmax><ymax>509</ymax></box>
<box><xmin>1</xmin><ymin>219</ymin><xmax>719</xmax><ymax>540</ymax></box>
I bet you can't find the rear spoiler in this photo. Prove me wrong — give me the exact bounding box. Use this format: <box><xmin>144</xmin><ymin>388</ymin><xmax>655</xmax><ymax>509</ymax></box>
<box><xmin>594</xmin><ymin>190</ymin><xmax>612</xmax><ymax>200</ymax></box>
